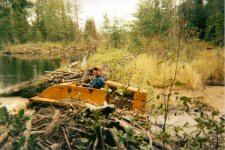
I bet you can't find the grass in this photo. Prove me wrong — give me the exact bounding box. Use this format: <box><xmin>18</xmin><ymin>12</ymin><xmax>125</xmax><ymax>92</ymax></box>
<box><xmin>193</xmin><ymin>49</ymin><xmax>224</xmax><ymax>84</ymax></box>
<box><xmin>88</xmin><ymin>41</ymin><xmax>224</xmax><ymax>92</ymax></box>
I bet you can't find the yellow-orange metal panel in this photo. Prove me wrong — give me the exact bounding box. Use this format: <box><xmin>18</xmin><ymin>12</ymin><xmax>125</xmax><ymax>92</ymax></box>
<box><xmin>36</xmin><ymin>84</ymin><xmax>107</xmax><ymax>105</ymax></box>
<box><xmin>132</xmin><ymin>92</ymin><xmax>148</xmax><ymax>111</ymax></box>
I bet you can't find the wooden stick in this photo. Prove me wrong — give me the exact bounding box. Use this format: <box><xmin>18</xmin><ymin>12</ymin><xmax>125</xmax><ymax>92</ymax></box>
<box><xmin>98</xmin><ymin>127</ymin><xmax>105</xmax><ymax>150</ymax></box>
<box><xmin>0</xmin><ymin>131</ymin><xmax>9</xmax><ymax>144</ymax></box>
<box><xmin>23</xmin><ymin>110</ymin><xmax>35</xmax><ymax>150</ymax></box>
<box><xmin>68</xmin><ymin>127</ymin><xmax>87</xmax><ymax>134</ymax></box>
<box><xmin>37</xmin><ymin>141</ymin><xmax>48</xmax><ymax>150</ymax></box>
<box><xmin>63</xmin><ymin>128</ymin><xmax>72</xmax><ymax>150</ymax></box>
<box><xmin>49</xmin><ymin>143</ymin><xmax>62</xmax><ymax>150</ymax></box>
<box><xmin>43</xmin><ymin>110</ymin><xmax>61</xmax><ymax>135</ymax></box>
<box><xmin>1</xmin><ymin>137</ymin><xmax>13</xmax><ymax>149</ymax></box>
<box><xmin>108</xmin><ymin>128</ymin><xmax>126</xmax><ymax>150</ymax></box>
<box><xmin>31</xmin><ymin>110</ymin><xmax>61</xmax><ymax>135</ymax></box>
<box><xmin>93</xmin><ymin>137</ymin><xmax>98</xmax><ymax>150</ymax></box>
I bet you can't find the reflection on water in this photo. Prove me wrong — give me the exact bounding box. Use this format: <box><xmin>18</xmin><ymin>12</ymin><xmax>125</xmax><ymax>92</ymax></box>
<box><xmin>0</xmin><ymin>55</ymin><xmax>60</xmax><ymax>90</ymax></box>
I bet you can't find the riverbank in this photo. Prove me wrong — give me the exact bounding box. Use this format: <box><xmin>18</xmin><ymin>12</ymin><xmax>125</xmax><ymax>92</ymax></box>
<box><xmin>0</xmin><ymin>42</ymin><xmax>96</xmax><ymax>59</ymax></box>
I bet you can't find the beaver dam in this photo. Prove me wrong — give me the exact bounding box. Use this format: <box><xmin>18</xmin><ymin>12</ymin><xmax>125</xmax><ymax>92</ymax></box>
<box><xmin>0</xmin><ymin>62</ymin><xmax>224</xmax><ymax>150</ymax></box>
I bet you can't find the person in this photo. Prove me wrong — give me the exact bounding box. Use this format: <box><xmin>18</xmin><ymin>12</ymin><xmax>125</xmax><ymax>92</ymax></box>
<box><xmin>88</xmin><ymin>66</ymin><xmax>105</xmax><ymax>89</ymax></box>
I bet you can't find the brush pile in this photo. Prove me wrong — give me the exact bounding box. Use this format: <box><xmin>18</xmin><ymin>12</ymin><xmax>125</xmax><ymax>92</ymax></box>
<box><xmin>0</xmin><ymin>100</ymin><xmax>172</xmax><ymax>150</ymax></box>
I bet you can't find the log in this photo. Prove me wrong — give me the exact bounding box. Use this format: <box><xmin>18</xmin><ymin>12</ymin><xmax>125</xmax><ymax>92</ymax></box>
<box><xmin>98</xmin><ymin>127</ymin><xmax>105</xmax><ymax>150</ymax></box>
<box><xmin>85</xmin><ymin>104</ymin><xmax>116</xmax><ymax>116</ymax></box>
<box><xmin>23</xmin><ymin>110</ymin><xmax>35</xmax><ymax>150</ymax></box>
<box><xmin>31</xmin><ymin>110</ymin><xmax>61</xmax><ymax>135</ymax></box>
<box><xmin>0</xmin><ymin>131</ymin><xmax>8</xmax><ymax>144</ymax></box>
<box><xmin>43</xmin><ymin>109</ymin><xmax>61</xmax><ymax>135</ymax></box>
<box><xmin>68</xmin><ymin>127</ymin><xmax>87</xmax><ymax>134</ymax></box>
<box><xmin>0</xmin><ymin>76</ymin><xmax>50</xmax><ymax>98</ymax></box>
<box><xmin>63</xmin><ymin>128</ymin><xmax>72</xmax><ymax>150</ymax></box>
<box><xmin>114</xmin><ymin>118</ymin><xmax>172</xmax><ymax>150</ymax></box>
<box><xmin>93</xmin><ymin>137</ymin><xmax>98</xmax><ymax>150</ymax></box>
<box><xmin>108</xmin><ymin>128</ymin><xmax>126</xmax><ymax>150</ymax></box>
<box><xmin>114</xmin><ymin>118</ymin><xmax>145</xmax><ymax>136</ymax></box>
<box><xmin>37</xmin><ymin>141</ymin><xmax>48</xmax><ymax>150</ymax></box>
<box><xmin>1</xmin><ymin>136</ymin><xmax>13</xmax><ymax>150</ymax></box>
<box><xmin>49</xmin><ymin>143</ymin><xmax>62</xmax><ymax>150</ymax></box>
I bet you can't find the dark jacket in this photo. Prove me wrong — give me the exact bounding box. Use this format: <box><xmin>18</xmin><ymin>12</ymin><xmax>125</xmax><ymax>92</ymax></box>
<box><xmin>90</xmin><ymin>76</ymin><xmax>105</xmax><ymax>89</ymax></box>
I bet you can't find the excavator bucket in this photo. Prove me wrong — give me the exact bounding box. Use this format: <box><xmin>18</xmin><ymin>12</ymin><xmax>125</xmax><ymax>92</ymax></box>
<box><xmin>30</xmin><ymin>82</ymin><xmax>107</xmax><ymax>106</ymax></box>
<box><xmin>30</xmin><ymin>81</ymin><xmax>148</xmax><ymax>111</ymax></box>
<box><xmin>105</xmin><ymin>81</ymin><xmax>148</xmax><ymax>111</ymax></box>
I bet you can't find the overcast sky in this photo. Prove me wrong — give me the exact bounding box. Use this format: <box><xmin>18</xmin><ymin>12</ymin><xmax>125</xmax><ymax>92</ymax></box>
<box><xmin>75</xmin><ymin>0</ymin><xmax>139</xmax><ymax>28</ymax></box>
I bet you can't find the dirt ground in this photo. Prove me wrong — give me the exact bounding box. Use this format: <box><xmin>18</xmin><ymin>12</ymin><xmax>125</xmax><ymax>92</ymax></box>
<box><xmin>0</xmin><ymin>97</ymin><xmax>28</xmax><ymax>114</ymax></box>
<box><xmin>155</xmin><ymin>86</ymin><xmax>225</xmax><ymax>114</ymax></box>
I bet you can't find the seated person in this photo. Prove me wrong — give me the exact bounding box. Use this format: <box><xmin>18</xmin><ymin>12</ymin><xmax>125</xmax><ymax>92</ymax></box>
<box><xmin>83</xmin><ymin>66</ymin><xmax>105</xmax><ymax>89</ymax></box>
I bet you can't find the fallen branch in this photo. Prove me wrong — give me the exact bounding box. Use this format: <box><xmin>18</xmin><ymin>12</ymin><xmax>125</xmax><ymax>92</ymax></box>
<box><xmin>85</xmin><ymin>104</ymin><xmax>116</xmax><ymax>116</ymax></box>
<box><xmin>68</xmin><ymin>127</ymin><xmax>87</xmax><ymax>134</ymax></box>
<box><xmin>108</xmin><ymin>128</ymin><xmax>126</xmax><ymax>150</ymax></box>
<box><xmin>37</xmin><ymin>141</ymin><xmax>48</xmax><ymax>150</ymax></box>
<box><xmin>63</xmin><ymin>128</ymin><xmax>72</xmax><ymax>150</ymax></box>
<box><xmin>0</xmin><ymin>131</ymin><xmax>9</xmax><ymax>144</ymax></box>
<box><xmin>43</xmin><ymin>109</ymin><xmax>61</xmax><ymax>135</ymax></box>
<box><xmin>23</xmin><ymin>110</ymin><xmax>35</xmax><ymax>150</ymax></box>
<box><xmin>98</xmin><ymin>127</ymin><xmax>105</xmax><ymax>150</ymax></box>
<box><xmin>49</xmin><ymin>143</ymin><xmax>62</xmax><ymax>150</ymax></box>
<box><xmin>31</xmin><ymin>109</ymin><xmax>61</xmax><ymax>135</ymax></box>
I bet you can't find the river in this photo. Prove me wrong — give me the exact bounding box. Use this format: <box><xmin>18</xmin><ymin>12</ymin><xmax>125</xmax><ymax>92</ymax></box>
<box><xmin>0</xmin><ymin>55</ymin><xmax>86</xmax><ymax>91</ymax></box>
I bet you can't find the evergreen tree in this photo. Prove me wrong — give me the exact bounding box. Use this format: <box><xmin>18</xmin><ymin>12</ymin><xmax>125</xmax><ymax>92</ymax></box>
<box><xmin>133</xmin><ymin>0</ymin><xmax>173</xmax><ymax>37</ymax></box>
<box><xmin>205</xmin><ymin>0</ymin><xmax>224</xmax><ymax>46</ymax></box>
<box><xmin>32</xmin><ymin>0</ymin><xmax>77</xmax><ymax>42</ymax></box>
<box><xmin>178</xmin><ymin>0</ymin><xmax>206</xmax><ymax>39</ymax></box>
<box><xmin>110</xmin><ymin>17</ymin><xmax>124</xmax><ymax>48</ymax></box>
<box><xmin>102</xmin><ymin>13</ymin><xmax>111</xmax><ymax>50</ymax></box>
<box><xmin>0</xmin><ymin>0</ymin><xmax>32</xmax><ymax>45</ymax></box>
<box><xmin>83</xmin><ymin>17</ymin><xmax>98</xmax><ymax>46</ymax></box>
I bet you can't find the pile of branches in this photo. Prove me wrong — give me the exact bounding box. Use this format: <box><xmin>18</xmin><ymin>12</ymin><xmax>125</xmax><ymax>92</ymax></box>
<box><xmin>0</xmin><ymin>63</ymin><xmax>110</xmax><ymax>98</ymax></box>
<box><xmin>0</xmin><ymin>101</ymin><xmax>172</xmax><ymax>150</ymax></box>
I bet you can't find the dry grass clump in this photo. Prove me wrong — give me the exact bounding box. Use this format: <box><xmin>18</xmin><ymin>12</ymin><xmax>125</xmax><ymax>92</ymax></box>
<box><xmin>121</xmin><ymin>54</ymin><xmax>202</xmax><ymax>90</ymax></box>
<box><xmin>88</xmin><ymin>50</ymin><xmax>203</xmax><ymax>90</ymax></box>
<box><xmin>193</xmin><ymin>49</ymin><xmax>224</xmax><ymax>84</ymax></box>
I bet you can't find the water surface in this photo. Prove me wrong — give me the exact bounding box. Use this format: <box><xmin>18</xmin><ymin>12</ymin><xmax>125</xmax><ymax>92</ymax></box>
<box><xmin>0</xmin><ymin>55</ymin><xmax>60</xmax><ymax>90</ymax></box>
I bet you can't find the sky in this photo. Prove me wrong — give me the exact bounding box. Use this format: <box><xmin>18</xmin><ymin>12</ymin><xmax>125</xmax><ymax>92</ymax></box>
<box><xmin>74</xmin><ymin>0</ymin><xmax>139</xmax><ymax>28</ymax></box>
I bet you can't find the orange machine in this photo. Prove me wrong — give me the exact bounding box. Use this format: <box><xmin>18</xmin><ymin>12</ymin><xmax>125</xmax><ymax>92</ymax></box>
<box><xmin>30</xmin><ymin>81</ymin><xmax>148</xmax><ymax>111</ymax></box>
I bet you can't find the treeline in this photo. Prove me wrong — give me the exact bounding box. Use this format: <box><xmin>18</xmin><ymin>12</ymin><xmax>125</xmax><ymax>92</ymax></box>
<box><xmin>100</xmin><ymin>0</ymin><xmax>224</xmax><ymax>52</ymax></box>
<box><xmin>0</xmin><ymin>0</ymin><xmax>80</xmax><ymax>46</ymax></box>
<box><xmin>0</xmin><ymin>0</ymin><xmax>224</xmax><ymax>49</ymax></box>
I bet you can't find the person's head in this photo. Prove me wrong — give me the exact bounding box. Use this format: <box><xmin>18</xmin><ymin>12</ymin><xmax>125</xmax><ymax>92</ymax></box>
<box><xmin>93</xmin><ymin>66</ymin><xmax>101</xmax><ymax>76</ymax></box>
